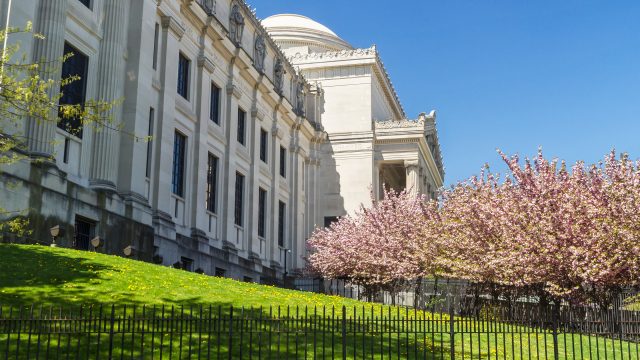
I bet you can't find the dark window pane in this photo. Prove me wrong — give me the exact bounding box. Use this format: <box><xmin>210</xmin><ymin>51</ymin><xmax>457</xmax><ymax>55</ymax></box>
<box><xmin>258</xmin><ymin>188</ymin><xmax>267</xmax><ymax>238</ymax></box>
<box><xmin>152</xmin><ymin>23</ymin><xmax>159</xmax><ymax>70</ymax></box>
<box><xmin>259</xmin><ymin>129</ymin><xmax>268</xmax><ymax>163</ymax></box>
<box><xmin>74</xmin><ymin>216</ymin><xmax>95</xmax><ymax>251</ymax></box>
<box><xmin>210</xmin><ymin>83</ymin><xmax>220</xmax><ymax>124</ymax></box>
<box><xmin>234</xmin><ymin>172</ymin><xmax>244</xmax><ymax>226</ymax></box>
<box><xmin>206</xmin><ymin>153</ymin><xmax>218</xmax><ymax>213</ymax></box>
<box><xmin>237</xmin><ymin>108</ymin><xmax>246</xmax><ymax>145</ymax></box>
<box><xmin>279</xmin><ymin>146</ymin><xmax>287</xmax><ymax>178</ymax></box>
<box><xmin>324</xmin><ymin>216</ymin><xmax>339</xmax><ymax>228</ymax></box>
<box><xmin>172</xmin><ymin>132</ymin><xmax>186</xmax><ymax>197</ymax></box>
<box><xmin>278</xmin><ymin>201</ymin><xmax>286</xmax><ymax>247</ymax></box>
<box><xmin>78</xmin><ymin>0</ymin><xmax>91</xmax><ymax>9</ymax></box>
<box><xmin>58</xmin><ymin>42</ymin><xmax>88</xmax><ymax>138</ymax></box>
<box><xmin>145</xmin><ymin>108</ymin><xmax>154</xmax><ymax>178</ymax></box>
<box><xmin>181</xmin><ymin>257</ymin><xmax>193</xmax><ymax>271</ymax></box>
<box><xmin>177</xmin><ymin>53</ymin><xmax>190</xmax><ymax>99</ymax></box>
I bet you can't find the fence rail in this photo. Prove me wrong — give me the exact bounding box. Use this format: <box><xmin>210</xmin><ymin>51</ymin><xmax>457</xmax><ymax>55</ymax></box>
<box><xmin>1</xmin><ymin>303</ymin><xmax>639</xmax><ymax>359</ymax></box>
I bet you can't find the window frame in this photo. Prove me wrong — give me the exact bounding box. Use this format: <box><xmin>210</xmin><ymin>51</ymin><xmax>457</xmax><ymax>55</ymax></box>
<box><xmin>172</xmin><ymin>131</ymin><xmax>187</xmax><ymax>197</ymax></box>
<box><xmin>234</xmin><ymin>172</ymin><xmax>245</xmax><ymax>227</ymax></box>
<box><xmin>58</xmin><ymin>42</ymin><xmax>89</xmax><ymax>139</ymax></box>
<box><xmin>259</xmin><ymin>128</ymin><xmax>268</xmax><ymax>163</ymax></box>
<box><xmin>258</xmin><ymin>188</ymin><xmax>267</xmax><ymax>238</ymax></box>
<box><xmin>177</xmin><ymin>52</ymin><xmax>190</xmax><ymax>100</ymax></box>
<box><xmin>278</xmin><ymin>201</ymin><xmax>286</xmax><ymax>247</ymax></box>
<box><xmin>279</xmin><ymin>146</ymin><xmax>287</xmax><ymax>178</ymax></box>
<box><xmin>237</xmin><ymin>107</ymin><xmax>246</xmax><ymax>145</ymax></box>
<box><xmin>206</xmin><ymin>153</ymin><xmax>219</xmax><ymax>213</ymax></box>
<box><xmin>210</xmin><ymin>82</ymin><xmax>221</xmax><ymax>124</ymax></box>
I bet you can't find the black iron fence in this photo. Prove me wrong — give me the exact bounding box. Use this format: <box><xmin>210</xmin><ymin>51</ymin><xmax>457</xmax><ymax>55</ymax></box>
<box><xmin>1</xmin><ymin>303</ymin><xmax>639</xmax><ymax>359</ymax></box>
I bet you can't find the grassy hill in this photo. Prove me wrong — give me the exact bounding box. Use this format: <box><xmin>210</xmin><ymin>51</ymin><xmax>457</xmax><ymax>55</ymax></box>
<box><xmin>0</xmin><ymin>244</ymin><xmax>368</xmax><ymax>308</ymax></box>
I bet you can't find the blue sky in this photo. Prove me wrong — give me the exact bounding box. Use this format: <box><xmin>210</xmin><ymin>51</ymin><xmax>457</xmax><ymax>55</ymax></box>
<box><xmin>251</xmin><ymin>1</ymin><xmax>640</xmax><ymax>186</ymax></box>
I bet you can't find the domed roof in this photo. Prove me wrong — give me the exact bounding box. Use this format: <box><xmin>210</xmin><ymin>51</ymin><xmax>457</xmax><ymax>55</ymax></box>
<box><xmin>262</xmin><ymin>14</ymin><xmax>338</xmax><ymax>37</ymax></box>
<box><xmin>262</xmin><ymin>14</ymin><xmax>352</xmax><ymax>52</ymax></box>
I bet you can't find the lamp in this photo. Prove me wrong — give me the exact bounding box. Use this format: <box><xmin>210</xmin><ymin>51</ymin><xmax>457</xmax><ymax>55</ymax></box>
<box><xmin>123</xmin><ymin>245</ymin><xmax>136</xmax><ymax>257</ymax></box>
<box><xmin>90</xmin><ymin>236</ymin><xmax>102</xmax><ymax>249</ymax></box>
<box><xmin>49</xmin><ymin>225</ymin><xmax>63</xmax><ymax>247</ymax></box>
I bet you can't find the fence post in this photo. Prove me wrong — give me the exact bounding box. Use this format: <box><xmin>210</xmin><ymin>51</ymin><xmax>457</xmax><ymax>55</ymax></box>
<box><xmin>228</xmin><ymin>306</ymin><xmax>234</xmax><ymax>360</ymax></box>
<box><xmin>551</xmin><ymin>304</ymin><xmax>559</xmax><ymax>360</ymax></box>
<box><xmin>341</xmin><ymin>306</ymin><xmax>347</xmax><ymax>360</ymax></box>
<box><xmin>449</xmin><ymin>301</ymin><xmax>455</xmax><ymax>360</ymax></box>
<box><xmin>107</xmin><ymin>304</ymin><xmax>116</xmax><ymax>359</ymax></box>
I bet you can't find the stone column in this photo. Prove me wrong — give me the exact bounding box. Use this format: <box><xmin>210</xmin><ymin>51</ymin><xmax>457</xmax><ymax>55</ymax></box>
<box><xmin>26</xmin><ymin>0</ymin><xmax>68</xmax><ymax>159</ymax></box>
<box><xmin>405</xmin><ymin>160</ymin><xmax>420</xmax><ymax>196</ymax></box>
<box><xmin>90</xmin><ymin>0</ymin><xmax>127</xmax><ymax>190</ymax></box>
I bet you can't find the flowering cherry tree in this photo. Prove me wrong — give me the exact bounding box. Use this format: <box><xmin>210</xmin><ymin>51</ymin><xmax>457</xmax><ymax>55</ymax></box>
<box><xmin>307</xmin><ymin>150</ymin><xmax>640</xmax><ymax>306</ymax></box>
<box><xmin>306</xmin><ymin>189</ymin><xmax>441</xmax><ymax>298</ymax></box>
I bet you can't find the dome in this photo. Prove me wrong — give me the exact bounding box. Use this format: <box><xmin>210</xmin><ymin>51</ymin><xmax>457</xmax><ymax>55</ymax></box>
<box><xmin>262</xmin><ymin>14</ymin><xmax>352</xmax><ymax>53</ymax></box>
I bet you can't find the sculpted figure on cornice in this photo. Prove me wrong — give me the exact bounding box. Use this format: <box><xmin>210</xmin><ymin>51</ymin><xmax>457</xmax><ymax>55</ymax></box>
<box><xmin>254</xmin><ymin>34</ymin><xmax>266</xmax><ymax>72</ymax></box>
<box><xmin>295</xmin><ymin>79</ymin><xmax>306</xmax><ymax>116</ymax></box>
<box><xmin>273</xmin><ymin>58</ymin><xmax>285</xmax><ymax>94</ymax></box>
<box><xmin>229</xmin><ymin>4</ymin><xmax>245</xmax><ymax>46</ymax></box>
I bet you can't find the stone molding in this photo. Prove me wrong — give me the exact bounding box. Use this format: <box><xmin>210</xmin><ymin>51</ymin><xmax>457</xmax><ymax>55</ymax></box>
<box><xmin>161</xmin><ymin>15</ymin><xmax>186</xmax><ymax>39</ymax></box>
<box><xmin>197</xmin><ymin>55</ymin><xmax>216</xmax><ymax>73</ymax></box>
<box><xmin>226</xmin><ymin>83</ymin><xmax>242</xmax><ymax>99</ymax></box>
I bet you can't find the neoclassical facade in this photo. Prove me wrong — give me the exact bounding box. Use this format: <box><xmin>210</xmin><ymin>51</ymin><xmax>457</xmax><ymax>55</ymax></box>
<box><xmin>262</xmin><ymin>15</ymin><xmax>444</xmax><ymax>223</ymax></box>
<box><xmin>0</xmin><ymin>2</ymin><xmax>443</xmax><ymax>282</ymax></box>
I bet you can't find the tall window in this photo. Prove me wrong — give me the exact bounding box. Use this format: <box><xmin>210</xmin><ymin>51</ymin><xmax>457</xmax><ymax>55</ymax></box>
<box><xmin>177</xmin><ymin>53</ymin><xmax>190</xmax><ymax>99</ymax></box>
<box><xmin>152</xmin><ymin>23</ymin><xmax>159</xmax><ymax>70</ymax></box>
<box><xmin>258</xmin><ymin>188</ymin><xmax>267</xmax><ymax>238</ymax></box>
<box><xmin>234</xmin><ymin>172</ymin><xmax>245</xmax><ymax>226</ymax></box>
<box><xmin>145</xmin><ymin>108</ymin><xmax>154</xmax><ymax>178</ymax></box>
<box><xmin>206</xmin><ymin>153</ymin><xmax>218</xmax><ymax>213</ymax></box>
<box><xmin>172</xmin><ymin>131</ymin><xmax>187</xmax><ymax>197</ymax></box>
<box><xmin>237</xmin><ymin>108</ymin><xmax>246</xmax><ymax>145</ymax></box>
<box><xmin>278</xmin><ymin>201</ymin><xmax>286</xmax><ymax>247</ymax></box>
<box><xmin>58</xmin><ymin>42</ymin><xmax>88</xmax><ymax>138</ymax></box>
<box><xmin>259</xmin><ymin>129</ymin><xmax>268</xmax><ymax>163</ymax></box>
<box><xmin>279</xmin><ymin>146</ymin><xmax>287</xmax><ymax>178</ymax></box>
<box><xmin>210</xmin><ymin>83</ymin><xmax>221</xmax><ymax>124</ymax></box>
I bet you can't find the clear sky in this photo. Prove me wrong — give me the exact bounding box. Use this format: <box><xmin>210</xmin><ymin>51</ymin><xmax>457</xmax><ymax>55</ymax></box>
<box><xmin>250</xmin><ymin>0</ymin><xmax>640</xmax><ymax>186</ymax></box>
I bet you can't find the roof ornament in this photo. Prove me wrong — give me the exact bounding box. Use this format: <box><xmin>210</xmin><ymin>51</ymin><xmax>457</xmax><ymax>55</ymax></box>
<box><xmin>229</xmin><ymin>4</ymin><xmax>245</xmax><ymax>46</ymax></box>
<box><xmin>254</xmin><ymin>34</ymin><xmax>266</xmax><ymax>72</ymax></box>
<box><xmin>274</xmin><ymin>58</ymin><xmax>285</xmax><ymax>94</ymax></box>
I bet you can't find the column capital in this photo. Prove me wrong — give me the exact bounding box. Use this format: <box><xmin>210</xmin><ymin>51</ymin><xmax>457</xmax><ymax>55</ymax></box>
<box><xmin>404</xmin><ymin>160</ymin><xmax>419</xmax><ymax>169</ymax></box>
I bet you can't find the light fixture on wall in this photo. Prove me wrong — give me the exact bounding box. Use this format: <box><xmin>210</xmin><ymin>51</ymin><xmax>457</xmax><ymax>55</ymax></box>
<box><xmin>49</xmin><ymin>225</ymin><xmax>63</xmax><ymax>247</ymax></box>
<box><xmin>123</xmin><ymin>245</ymin><xmax>136</xmax><ymax>257</ymax></box>
<box><xmin>90</xmin><ymin>236</ymin><xmax>102</xmax><ymax>250</ymax></box>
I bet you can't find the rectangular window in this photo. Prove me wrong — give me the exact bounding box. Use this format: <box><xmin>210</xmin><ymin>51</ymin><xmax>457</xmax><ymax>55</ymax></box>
<box><xmin>324</xmin><ymin>216</ymin><xmax>338</xmax><ymax>228</ymax></box>
<box><xmin>180</xmin><ymin>257</ymin><xmax>193</xmax><ymax>272</ymax></box>
<box><xmin>78</xmin><ymin>0</ymin><xmax>91</xmax><ymax>9</ymax></box>
<box><xmin>74</xmin><ymin>216</ymin><xmax>95</xmax><ymax>251</ymax></box>
<box><xmin>172</xmin><ymin>131</ymin><xmax>187</xmax><ymax>197</ymax></box>
<box><xmin>278</xmin><ymin>201</ymin><xmax>286</xmax><ymax>247</ymax></box>
<box><xmin>259</xmin><ymin>129</ymin><xmax>268</xmax><ymax>163</ymax></box>
<box><xmin>145</xmin><ymin>108</ymin><xmax>154</xmax><ymax>178</ymax></box>
<box><xmin>177</xmin><ymin>53</ymin><xmax>190</xmax><ymax>99</ymax></box>
<box><xmin>258</xmin><ymin>188</ymin><xmax>267</xmax><ymax>238</ymax></box>
<box><xmin>58</xmin><ymin>42</ymin><xmax>89</xmax><ymax>138</ymax></box>
<box><xmin>210</xmin><ymin>83</ymin><xmax>221</xmax><ymax>124</ymax></box>
<box><xmin>237</xmin><ymin>108</ymin><xmax>246</xmax><ymax>145</ymax></box>
<box><xmin>279</xmin><ymin>146</ymin><xmax>287</xmax><ymax>178</ymax></box>
<box><xmin>152</xmin><ymin>23</ymin><xmax>159</xmax><ymax>70</ymax></box>
<box><xmin>234</xmin><ymin>172</ymin><xmax>245</xmax><ymax>226</ymax></box>
<box><xmin>215</xmin><ymin>267</ymin><xmax>226</xmax><ymax>277</ymax></box>
<box><xmin>206</xmin><ymin>153</ymin><xmax>218</xmax><ymax>213</ymax></box>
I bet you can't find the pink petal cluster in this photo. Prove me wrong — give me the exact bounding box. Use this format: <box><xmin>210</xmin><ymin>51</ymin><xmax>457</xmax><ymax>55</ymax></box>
<box><xmin>307</xmin><ymin>150</ymin><xmax>640</xmax><ymax>305</ymax></box>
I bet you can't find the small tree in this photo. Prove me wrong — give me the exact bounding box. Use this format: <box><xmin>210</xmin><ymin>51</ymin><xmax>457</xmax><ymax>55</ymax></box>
<box><xmin>307</xmin><ymin>189</ymin><xmax>441</xmax><ymax>301</ymax></box>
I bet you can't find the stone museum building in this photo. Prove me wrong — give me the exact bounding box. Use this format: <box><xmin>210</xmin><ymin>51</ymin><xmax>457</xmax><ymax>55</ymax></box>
<box><xmin>0</xmin><ymin>0</ymin><xmax>444</xmax><ymax>282</ymax></box>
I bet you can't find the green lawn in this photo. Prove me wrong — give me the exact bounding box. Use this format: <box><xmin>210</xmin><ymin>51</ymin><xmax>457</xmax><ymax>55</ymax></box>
<box><xmin>0</xmin><ymin>244</ymin><xmax>372</xmax><ymax>309</ymax></box>
<box><xmin>0</xmin><ymin>244</ymin><xmax>637</xmax><ymax>359</ymax></box>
